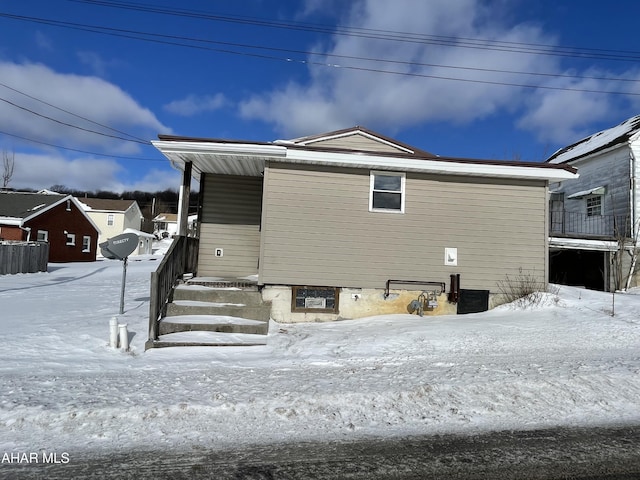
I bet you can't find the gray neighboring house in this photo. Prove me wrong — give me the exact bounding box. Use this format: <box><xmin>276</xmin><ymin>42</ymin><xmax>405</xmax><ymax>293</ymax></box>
<box><xmin>546</xmin><ymin>114</ymin><xmax>640</xmax><ymax>291</ymax></box>
<box><xmin>152</xmin><ymin>127</ymin><xmax>576</xmax><ymax>321</ymax></box>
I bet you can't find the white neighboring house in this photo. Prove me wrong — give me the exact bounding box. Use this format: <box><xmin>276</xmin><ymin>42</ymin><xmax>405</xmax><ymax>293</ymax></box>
<box><xmin>152</xmin><ymin>212</ymin><xmax>198</xmax><ymax>238</ymax></box>
<box><xmin>77</xmin><ymin>198</ymin><xmax>150</xmax><ymax>256</ymax></box>
<box><xmin>546</xmin><ymin>114</ymin><xmax>640</xmax><ymax>291</ymax></box>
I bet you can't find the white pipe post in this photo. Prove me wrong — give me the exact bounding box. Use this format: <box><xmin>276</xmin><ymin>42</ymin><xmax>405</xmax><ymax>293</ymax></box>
<box><xmin>118</xmin><ymin>324</ymin><xmax>129</xmax><ymax>352</ymax></box>
<box><xmin>109</xmin><ymin>317</ymin><xmax>119</xmax><ymax>348</ymax></box>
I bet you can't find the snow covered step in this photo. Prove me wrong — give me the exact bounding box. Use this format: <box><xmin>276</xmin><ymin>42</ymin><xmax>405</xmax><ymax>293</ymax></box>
<box><xmin>159</xmin><ymin>314</ymin><xmax>269</xmax><ymax>336</ymax></box>
<box><xmin>165</xmin><ymin>301</ymin><xmax>271</xmax><ymax>321</ymax></box>
<box><xmin>173</xmin><ymin>284</ymin><xmax>265</xmax><ymax>305</ymax></box>
<box><xmin>152</xmin><ymin>330</ymin><xmax>268</xmax><ymax>348</ymax></box>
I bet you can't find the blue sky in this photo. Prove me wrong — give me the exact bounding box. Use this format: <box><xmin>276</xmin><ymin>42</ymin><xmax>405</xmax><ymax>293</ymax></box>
<box><xmin>1</xmin><ymin>0</ymin><xmax>640</xmax><ymax>193</ymax></box>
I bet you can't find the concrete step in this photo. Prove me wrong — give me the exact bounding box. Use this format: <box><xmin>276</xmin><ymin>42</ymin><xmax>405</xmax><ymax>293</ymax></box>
<box><xmin>165</xmin><ymin>301</ymin><xmax>272</xmax><ymax>321</ymax></box>
<box><xmin>159</xmin><ymin>315</ymin><xmax>269</xmax><ymax>336</ymax></box>
<box><xmin>173</xmin><ymin>284</ymin><xmax>265</xmax><ymax>305</ymax></box>
<box><xmin>146</xmin><ymin>330</ymin><xmax>268</xmax><ymax>349</ymax></box>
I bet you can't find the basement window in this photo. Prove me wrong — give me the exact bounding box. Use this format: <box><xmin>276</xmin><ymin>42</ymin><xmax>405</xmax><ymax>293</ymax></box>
<box><xmin>370</xmin><ymin>171</ymin><xmax>405</xmax><ymax>213</ymax></box>
<box><xmin>292</xmin><ymin>286</ymin><xmax>339</xmax><ymax>313</ymax></box>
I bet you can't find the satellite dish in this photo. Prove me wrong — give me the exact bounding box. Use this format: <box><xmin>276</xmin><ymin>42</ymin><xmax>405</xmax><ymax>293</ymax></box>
<box><xmin>99</xmin><ymin>232</ymin><xmax>139</xmax><ymax>260</ymax></box>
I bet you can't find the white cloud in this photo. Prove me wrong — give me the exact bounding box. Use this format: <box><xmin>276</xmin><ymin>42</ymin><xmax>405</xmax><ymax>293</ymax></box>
<box><xmin>0</xmin><ymin>61</ymin><xmax>172</xmax><ymax>155</ymax></box>
<box><xmin>8</xmin><ymin>152</ymin><xmax>180</xmax><ymax>193</ymax></box>
<box><xmin>10</xmin><ymin>153</ymin><xmax>125</xmax><ymax>192</ymax></box>
<box><xmin>240</xmin><ymin>0</ymin><xmax>558</xmax><ymax>137</ymax></box>
<box><xmin>239</xmin><ymin>0</ymin><xmax>640</xmax><ymax>143</ymax></box>
<box><xmin>163</xmin><ymin>93</ymin><xmax>228</xmax><ymax>116</ymax></box>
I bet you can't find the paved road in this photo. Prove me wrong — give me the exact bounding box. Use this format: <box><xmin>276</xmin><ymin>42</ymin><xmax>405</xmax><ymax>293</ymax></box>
<box><xmin>3</xmin><ymin>426</ymin><xmax>640</xmax><ymax>479</ymax></box>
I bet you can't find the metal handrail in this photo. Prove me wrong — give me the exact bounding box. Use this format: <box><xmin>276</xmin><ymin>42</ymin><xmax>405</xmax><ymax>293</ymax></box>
<box><xmin>384</xmin><ymin>279</ymin><xmax>446</xmax><ymax>299</ymax></box>
<box><xmin>147</xmin><ymin>235</ymin><xmax>199</xmax><ymax>344</ymax></box>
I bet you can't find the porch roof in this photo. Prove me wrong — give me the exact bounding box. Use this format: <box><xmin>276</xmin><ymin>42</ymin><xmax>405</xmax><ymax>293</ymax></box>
<box><xmin>152</xmin><ymin>134</ymin><xmax>578</xmax><ymax>183</ymax></box>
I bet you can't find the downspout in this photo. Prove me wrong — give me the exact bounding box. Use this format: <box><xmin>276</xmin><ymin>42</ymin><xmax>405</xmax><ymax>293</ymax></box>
<box><xmin>625</xmin><ymin>147</ymin><xmax>638</xmax><ymax>290</ymax></box>
<box><xmin>19</xmin><ymin>225</ymin><xmax>31</xmax><ymax>241</ymax></box>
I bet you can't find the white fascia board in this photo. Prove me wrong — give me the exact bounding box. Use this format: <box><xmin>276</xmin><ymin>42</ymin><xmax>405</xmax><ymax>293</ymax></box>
<box><xmin>151</xmin><ymin>140</ymin><xmax>287</xmax><ymax>158</ymax></box>
<box><xmin>0</xmin><ymin>217</ymin><xmax>22</xmax><ymax>226</ymax></box>
<box><xmin>282</xmin><ymin>149</ymin><xmax>578</xmax><ymax>181</ymax></box>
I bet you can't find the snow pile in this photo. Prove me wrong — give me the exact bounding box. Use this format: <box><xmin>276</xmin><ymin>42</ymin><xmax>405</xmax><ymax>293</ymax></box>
<box><xmin>0</xmin><ymin>256</ymin><xmax>639</xmax><ymax>455</ymax></box>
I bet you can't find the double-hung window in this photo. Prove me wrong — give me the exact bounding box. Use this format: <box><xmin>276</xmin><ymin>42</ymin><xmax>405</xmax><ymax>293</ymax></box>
<box><xmin>82</xmin><ymin>236</ymin><xmax>91</xmax><ymax>253</ymax></box>
<box><xmin>370</xmin><ymin>171</ymin><xmax>405</xmax><ymax>213</ymax></box>
<box><xmin>586</xmin><ymin>195</ymin><xmax>602</xmax><ymax>216</ymax></box>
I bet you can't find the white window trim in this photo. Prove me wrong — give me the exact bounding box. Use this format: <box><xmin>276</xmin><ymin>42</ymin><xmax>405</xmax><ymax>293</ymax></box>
<box><xmin>82</xmin><ymin>236</ymin><xmax>91</xmax><ymax>253</ymax></box>
<box><xmin>369</xmin><ymin>171</ymin><xmax>406</xmax><ymax>213</ymax></box>
<box><xmin>66</xmin><ymin>233</ymin><xmax>76</xmax><ymax>246</ymax></box>
<box><xmin>37</xmin><ymin>230</ymin><xmax>49</xmax><ymax>242</ymax></box>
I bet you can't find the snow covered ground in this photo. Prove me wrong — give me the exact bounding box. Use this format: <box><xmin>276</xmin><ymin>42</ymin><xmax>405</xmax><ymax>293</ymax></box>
<box><xmin>1</xmin><ymin>250</ymin><xmax>639</xmax><ymax>456</ymax></box>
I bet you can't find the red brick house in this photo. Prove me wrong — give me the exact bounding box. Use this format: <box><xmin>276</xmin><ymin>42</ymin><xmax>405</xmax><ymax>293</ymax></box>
<box><xmin>0</xmin><ymin>191</ymin><xmax>100</xmax><ymax>262</ymax></box>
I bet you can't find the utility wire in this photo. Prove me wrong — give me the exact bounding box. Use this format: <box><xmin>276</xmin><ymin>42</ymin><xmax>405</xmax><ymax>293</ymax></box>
<box><xmin>0</xmin><ymin>81</ymin><xmax>149</xmax><ymax>143</ymax></box>
<box><xmin>67</xmin><ymin>0</ymin><xmax>640</xmax><ymax>62</ymax></box>
<box><xmin>2</xmin><ymin>12</ymin><xmax>637</xmax><ymax>86</ymax></box>
<box><xmin>0</xmin><ymin>129</ymin><xmax>163</xmax><ymax>161</ymax></box>
<box><xmin>0</xmin><ymin>95</ymin><xmax>150</xmax><ymax>144</ymax></box>
<box><xmin>2</xmin><ymin>12</ymin><xmax>640</xmax><ymax>97</ymax></box>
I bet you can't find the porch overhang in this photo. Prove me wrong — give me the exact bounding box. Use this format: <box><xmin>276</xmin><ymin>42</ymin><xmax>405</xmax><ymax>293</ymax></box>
<box><xmin>151</xmin><ymin>140</ymin><xmax>287</xmax><ymax>180</ymax></box>
<box><xmin>549</xmin><ymin>237</ymin><xmax>619</xmax><ymax>252</ymax></box>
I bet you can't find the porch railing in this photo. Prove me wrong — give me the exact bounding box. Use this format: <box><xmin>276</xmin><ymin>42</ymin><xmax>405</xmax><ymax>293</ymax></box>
<box><xmin>550</xmin><ymin>211</ymin><xmax>630</xmax><ymax>239</ymax></box>
<box><xmin>147</xmin><ymin>235</ymin><xmax>199</xmax><ymax>344</ymax></box>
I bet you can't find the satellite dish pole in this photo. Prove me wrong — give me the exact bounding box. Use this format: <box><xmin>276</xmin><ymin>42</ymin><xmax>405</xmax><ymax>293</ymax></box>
<box><xmin>99</xmin><ymin>232</ymin><xmax>139</xmax><ymax>315</ymax></box>
<box><xmin>120</xmin><ymin>256</ymin><xmax>128</xmax><ymax>314</ymax></box>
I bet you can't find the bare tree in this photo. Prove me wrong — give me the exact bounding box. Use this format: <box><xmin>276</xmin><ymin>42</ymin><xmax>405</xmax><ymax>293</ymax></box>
<box><xmin>2</xmin><ymin>149</ymin><xmax>14</xmax><ymax>188</ymax></box>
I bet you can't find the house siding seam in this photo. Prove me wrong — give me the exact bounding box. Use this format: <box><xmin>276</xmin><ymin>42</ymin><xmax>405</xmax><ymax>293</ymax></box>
<box><xmin>260</xmin><ymin>163</ymin><xmax>547</xmax><ymax>291</ymax></box>
<box><xmin>198</xmin><ymin>174</ymin><xmax>263</xmax><ymax>277</ymax></box>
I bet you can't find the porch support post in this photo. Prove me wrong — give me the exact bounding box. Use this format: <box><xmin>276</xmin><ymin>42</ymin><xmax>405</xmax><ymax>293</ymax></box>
<box><xmin>177</xmin><ymin>161</ymin><xmax>192</xmax><ymax>236</ymax></box>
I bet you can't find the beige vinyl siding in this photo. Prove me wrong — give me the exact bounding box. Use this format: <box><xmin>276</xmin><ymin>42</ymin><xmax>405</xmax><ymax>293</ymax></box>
<box><xmin>260</xmin><ymin>163</ymin><xmax>548</xmax><ymax>291</ymax></box>
<box><xmin>305</xmin><ymin>133</ymin><xmax>411</xmax><ymax>153</ymax></box>
<box><xmin>198</xmin><ymin>174</ymin><xmax>262</xmax><ymax>277</ymax></box>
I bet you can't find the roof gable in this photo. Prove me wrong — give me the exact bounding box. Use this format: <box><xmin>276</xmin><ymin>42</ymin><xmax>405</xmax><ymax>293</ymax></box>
<box><xmin>279</xmin><ymin>127</ymin><xmax>437</xmax><ymax>157</ymax></box>
<box><xmin>78</xmin><ymin>198</ymin><xmax>139</xmax><ymax>212</ymax></box>
<box><xmin>547</xmin><ymin>114</ymin><xmax>640</xmax><ymax>164</ymax></box>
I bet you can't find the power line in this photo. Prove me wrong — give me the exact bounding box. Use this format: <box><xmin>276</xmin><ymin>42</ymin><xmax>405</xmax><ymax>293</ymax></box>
<box><xmin>0</xmin><ymin>129</ymin><xmax>163</xmax><ymax>162</ymax></box>
<box><xmin>0</xmin><ymin>81</ymin><xmax>149</xmax><ymax>143</ymax></box>
<box><xmin>67</xmin><ymin>0</ymin><xmax>640</xmax><ymax>62</ymax></box>
<box><xmin>1</xmin><ymin>12</ymin><xmax>640</xmax><ymax>97</ymax></box>
<box><xmin>0</xmin><ymin>95</ymin><xmax>150</xmax><ymax>144</ymax></box>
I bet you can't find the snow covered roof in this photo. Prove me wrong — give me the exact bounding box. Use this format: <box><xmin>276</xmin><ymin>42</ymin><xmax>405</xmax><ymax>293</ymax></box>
<box><xmin>547</xmin><ymin>114</ymin><xmax>640</xmax><ymax>164</ymax></box>
<box><xmin>78</xmin><ymin>197</ymin><xmax>139</xmax><ymax>213</ymax></box>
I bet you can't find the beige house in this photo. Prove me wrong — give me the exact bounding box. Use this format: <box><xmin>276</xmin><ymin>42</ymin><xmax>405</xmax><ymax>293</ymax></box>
<box><xmin>78</xmin><ymin>198</ymin><xmax>148</xmax><ymax>255</ymax></box>
<box><xmin>152</xmin><ymin>127</ymin><xmax>577</xmax><ymax>321</ymax></box>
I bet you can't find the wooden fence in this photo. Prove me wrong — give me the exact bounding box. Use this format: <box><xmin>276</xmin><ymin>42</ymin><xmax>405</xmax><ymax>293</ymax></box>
<box><xmin>0</xmin><ymin>241</ymin><xmax>49</xmax><ymax>274</ymax></box>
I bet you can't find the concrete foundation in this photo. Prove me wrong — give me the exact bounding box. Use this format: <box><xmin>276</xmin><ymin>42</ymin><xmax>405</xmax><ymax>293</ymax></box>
<box><xmin>262</xmin><ymin>286</ymin><xmax>457</xmax><ymax>323</ymax></box>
